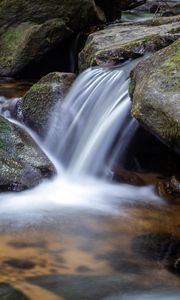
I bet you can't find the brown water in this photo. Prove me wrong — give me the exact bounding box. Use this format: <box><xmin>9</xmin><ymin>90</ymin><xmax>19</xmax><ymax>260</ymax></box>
<box><xmin>0</xmin><ymin>79</ymin><xmax>33</xmax><ymax>98</ymax></box>
<box><xmin>0</xmin><ymin>81</ymin><xmax>180</xmax><ymax>300</ymax></box>
<box><xmin>0</xmin><ymin>202</ymin><xmax>180</xmax><ymax>300</ymax></box>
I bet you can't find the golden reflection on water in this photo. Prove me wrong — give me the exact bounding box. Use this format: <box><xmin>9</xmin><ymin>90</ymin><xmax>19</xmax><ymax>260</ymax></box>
<box><xmin>0</xmin><ymin>80</ymin><xmax>33</xmax><ymax>98</ymax></box>
<box><xmin>0</xmin><ymin>203</ymin><xmax>180</xmax><ymax>299</ymax></box>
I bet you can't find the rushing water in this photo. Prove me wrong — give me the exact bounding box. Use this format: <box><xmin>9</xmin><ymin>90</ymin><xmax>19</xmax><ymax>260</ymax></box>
<box><xmin>0</xmin><ymin>67</ymin><xmax>180</xmax><ymax>299</ymax></box>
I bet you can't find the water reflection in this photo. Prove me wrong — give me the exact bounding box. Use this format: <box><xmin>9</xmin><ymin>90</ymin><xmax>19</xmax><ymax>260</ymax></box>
<box><xmin>0</xmin><ymin>202</ymin><xmax>180</xmax><ymax>299</ymax></box>
<box><xmin>0</xmin><ymin>78</ymin><xmax>33</xmax><ymax>98</ymax></box>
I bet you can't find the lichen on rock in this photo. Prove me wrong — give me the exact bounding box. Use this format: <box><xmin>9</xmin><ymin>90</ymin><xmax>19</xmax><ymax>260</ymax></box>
<box><xmin>130</xmin><ymin>39</ymin><xmax>180</xmax><ymax>153</ymax></box>
<box><xmin>0</xmin><ymin>116</ymin><xmax>55</xmax><ymax>191</ymax></box>
<box><xmin>20</xmin><ymin>72</ymin><xmax>75</xmax><ymax>137</ymax></box>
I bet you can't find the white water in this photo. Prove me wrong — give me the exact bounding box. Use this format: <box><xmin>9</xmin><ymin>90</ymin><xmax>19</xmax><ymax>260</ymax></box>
<box><xmin>0</xmin><ymin>67</ymin><xmax>161</xmax><ymax>221</ymax></box>
<box><xmin>46</xmin><ymin>67</ymin><xmax>137</xmax><ymax>175</ymax></box>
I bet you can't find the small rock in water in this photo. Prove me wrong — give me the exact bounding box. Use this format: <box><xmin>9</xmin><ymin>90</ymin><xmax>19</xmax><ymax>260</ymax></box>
<box><xmin>4</xmin><ymin>258</ymin><xmax>35</xmax><ymax>270</ymax></box>
<box><xmin>156</xmin><ymin>176</ymin><xmax>180</xmax><ymax>204</ymax></box>
<box><xmin>132</xmin><ymin>232</ymin><xmax>180</xmax><ymax>274</ymax></box>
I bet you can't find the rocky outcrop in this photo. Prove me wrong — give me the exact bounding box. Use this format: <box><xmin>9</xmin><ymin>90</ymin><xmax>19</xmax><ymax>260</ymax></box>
<box><xmin>0</xmin><ymin>116</ymin><xmax>55</xmax><ymax>191</ymax></box>
<box><xmin>79</xmin><ymin>15</ymin><xmax>180</xmax><ymax>70</ymax></box>
<box><xmin>0</xmin><ymin>0</ymin><xmax>105</xmax><ymax>77</ymax></box>
<box><xmin>20</xmin><ymin>72</ymin><xmax>75</xmax><ymax>137</ymax></box>
<box><xmin>130</xmin><ymin>40</ymin><xmax>180</xmax><ymax>153</ymax></box>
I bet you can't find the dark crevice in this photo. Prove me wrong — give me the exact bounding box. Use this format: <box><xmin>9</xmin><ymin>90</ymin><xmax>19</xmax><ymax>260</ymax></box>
<box><xmin>16</xmin><ymin>34</ymin><xmax>83</xmax><ymax>80</ymax></box>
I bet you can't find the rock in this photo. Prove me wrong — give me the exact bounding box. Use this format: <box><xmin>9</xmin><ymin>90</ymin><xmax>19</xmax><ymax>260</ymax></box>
<box><xmin>0</xmin><ymin>115</ymin><xmax>55</xmax><ymax>191</ymax></box>
<box><xmin>161</xmin><ymin>3</ymin><xmax>180</xmax><ymax>17</ymax></box>
<box><xmin>4</xmin><ymin>258</ymin><xmax>35</xmax><ymax>270</ymax></box>
<box><xmin>95</xmin><ymin>0</ymin><xmax>146</xmax><ymax>21</ymax></box>
<box><xmin>132</xmin><ymin>233</ymin><xmax>180</xmax><ymax>269</ymax></box>
<box><xmin>133</xmin><ymin>0</ymin><xmax>180</xmax><ymax>16</ymax></box>
<box><xmin>156</xmin><ymin>176</ymin><xmax>180</xmax><ymax>203</ymax></box>
<box><xmin>20</xmin><ymin>72</ymin><xmax>75</xmax><ymax>137</ymax></box>
<box><xmin>0</xmin><ymin>0</ymin><xmax>105</xmax><ymax>77</ymax></box>
<box><xmin>79</xmin><ymin>15</ymin><xmax>180</xmax><ymax>70</ymax></box>
<box><xmin>0</xmin><ymin>283</ymin><xmax>30</xmax><ymax>300</ymax></box>
<box><xmin>130</xmin><ymin>40</ymin><xmax>180</xmax><ymax>154</ymax></box>
<box><xmin>132</xmin><ymin>0</ymin><xmax>160</xmax><ymax>13</ymax></box>
<box><xmin>112</xmin><ymin>167</ymin><xmax>145</xmax><ymax>185</ymax></box>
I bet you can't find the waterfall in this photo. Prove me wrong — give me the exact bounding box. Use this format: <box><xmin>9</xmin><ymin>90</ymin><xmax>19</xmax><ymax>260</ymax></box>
<box><xmin>0</xmin><ymin>66</ymin><xmax>161</xmax><ymax>218</ymax></box>
<box><xmin>45</xmin><ymin>67</ymin><xmax>138</xmax><ymax>176</ymax></box>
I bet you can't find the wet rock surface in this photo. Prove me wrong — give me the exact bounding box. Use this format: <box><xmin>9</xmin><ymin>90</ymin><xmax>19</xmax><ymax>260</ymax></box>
<box><xmin>132</xmin><ymin>233</ymin><xmax>180</xmax><ymax>273</ymax></box>
<box><xmin>20</xmin><ymin>72</ymin><xmax>75</xmax><ymax>137</ymax></box>
<box><xmin>4</xmin><ymin>259</ymin><xmax>35</xmax><ymax>270</ymax></box>
<box><xmin>95</xmin><ymin>0</ymin><xmax>146</xmax><ymax>21</ymax></box>
<box><xmin>0</xmin><ymin>115</ymin><xmax>55</xmax><ymax>191</ymax></box>
<box><xmin>0</xmin><ymin>0</ymin><xmax>105</xmax><ymax>77</ymax></box>
<box><xmin>79</xmin><ymin>15</ymin><xmax>180</xmax><ymax>70</ymax></box>
<box><xmin>0</xmin><ymin>283</ymin><xmax>29</xmax><ymax>300</ymax></box>
<box><xmin>157</xmin><ymin>176</ymin><xmax>180</xmax><ymax>203</ymax></box>
<box><xmin>130</xmin><ymin>40</ymin><xmax>180</xmax><ymax>154</ymax></box>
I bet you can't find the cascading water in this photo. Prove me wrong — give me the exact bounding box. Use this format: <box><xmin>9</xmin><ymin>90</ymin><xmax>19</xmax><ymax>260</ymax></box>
<box><xmin>45</xmin><ymin>67</ymin><xmax>138</xmax><ymax>176</ymax></box>
<box><xmin>0</xmin><ymin>65</ymin><xmax>160</xmax><ymax>219</ymax></box>
<box><xmin>0</xmin><ymin>65</ymin><xmax>178</xmax><ymax>300</ymax></box>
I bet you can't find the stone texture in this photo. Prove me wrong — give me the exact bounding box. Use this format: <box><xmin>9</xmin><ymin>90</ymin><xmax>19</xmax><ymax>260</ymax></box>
<box><xmin>130</xmin><ymin>40</ymin><xmax>180</xmax><ymax>153</ymax></box>
<box><xmin>0</xmin><ymin>116</ymin><xmax>55</xmax><ymax>191</ymax></box>
<box><xmin>79</xmin><ymin>15</ymin><xmax>180</xmax><ymax>70</ymax></box>
<box><xmin>20</xmin><ymin>72</ymin><xmax>75</xmax><ymax>137</ymax></box>
<box><xmin>0</xmin><ymin>0</ymin><xmax>105</xmax><ymax>77</ymax></box>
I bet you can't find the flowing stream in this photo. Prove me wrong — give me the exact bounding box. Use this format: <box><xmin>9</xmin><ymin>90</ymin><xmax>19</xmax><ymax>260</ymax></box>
<box><xmin>0</xmin><ymin>66</ymin><xmax>180</xmax><ymax>300</ymax></box>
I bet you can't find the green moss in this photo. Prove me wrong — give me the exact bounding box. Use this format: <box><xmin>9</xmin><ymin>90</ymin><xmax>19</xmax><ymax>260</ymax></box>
<box><xmin>149</xmin><ymin>108</ymin><xmax>180</xmax><ymax>141</ymax></box>
<box><xmin>131</xmin><ymin>102</ymin><xmax>142</xmax><ymax>119</ymax></box>
<box><xmin>160</xmin><ymin>42</ymin><xmax>180</xmax><ymax>92</ymax></box>
<box><xmin>0</xmin><ymin>22</ymin><xmax>37</xmax><ymax>71</ymax></box>
<box><xmin>0</xmin><ymin>117</ymin><xmax>13</xmax><ymax>150</ymax></box>
<box><xmin>129</xmin><ymin>76</ymin><xmax>136</xmax><ymax>99</ymax></box>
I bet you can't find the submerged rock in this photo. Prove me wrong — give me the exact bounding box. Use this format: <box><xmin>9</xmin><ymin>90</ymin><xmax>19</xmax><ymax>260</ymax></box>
<box><xmin>0</xmin><ymin>0</ymin><xmax>105</xmax><ymax>77</ymax></box>
<box><xmin>19</xmin><ymin>72</ymin><xmax>75</xmax><ymax>137</ymax></box>
<box><xmin>0</xmin><ymin>282</ymin><xmax>29</xmax><ymax>300</ymax></box>
<box><xmin>0</xmin><ymin>116</ymin><xmax>55</xmax><ymax>191</ymax></box>
<box><xmin>79</xmin><ymin>15</ymin><xmax>180</xmax><ymax>70</ymax></box>
<box><xmin>132</xmin><ymin>233</ymin><xmax>180</xmax><ymax>271</ymax></box>
<box><xmin>130</xmin><ymin>40</ymin><xmax>180</xmax><ymax>154</ymax></box>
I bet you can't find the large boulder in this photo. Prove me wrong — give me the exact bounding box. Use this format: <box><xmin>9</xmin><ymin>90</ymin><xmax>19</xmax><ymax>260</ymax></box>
<box><xmin>79</xmin><ymin>15</ymin><xmax>180</xmax><ymax>71</ymax></box>
<box><xmin>0</xmin><ymin>0</ymin><xmax>105</xmax><ymax>77</ymax></box>
<box><xmin>130</xmin><ymin>40</ymin><xmax>180</xmax><ymax>154</ymax></box>
<box><xmin>0</xmin><ymin>116</ymin><xmax>55</xmax><ymax>191</ymax></box>
<box><xmin>19</xmin><ymin>72</ymin><xmax>75</xmax><ymax>137</ymax></box>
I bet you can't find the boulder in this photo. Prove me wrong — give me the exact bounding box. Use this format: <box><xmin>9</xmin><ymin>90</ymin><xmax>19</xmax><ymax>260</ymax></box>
<box><xmin>156</xmin><ymin>176</ymin><xmax>180</xmax><ymax>204</ymax></box>
<box><xmin>79</xmin><ymin>15</ymin><xmax>180</xmax><ymax>70</ymax></box>
<box><xmin>0</xmin><ymin>116</ymin><xmax>55</xmax><ymax>191</ymax></box>
<box><xmin>0</xmin><ymin>0</ymin><xmax>105</xmax><ymax>77</ymax></box>
<box><xmin>20</xmin><ymin>72</ymin><xmax>75</xmax><ymax>137</ymax></box>
<box><xmin>133</xmin><ymin>0</ymin><xmax>180</xmax><ymax>16</ymax></box>
<box><xmin>130</xmin><ymin>40</ymin><xmax>180</xmax><ymax>154</ymax></box>
<box><xmin>95</xmin><ymin>0</ymin><xmax>146</xmax><ymax>21</ymax></box>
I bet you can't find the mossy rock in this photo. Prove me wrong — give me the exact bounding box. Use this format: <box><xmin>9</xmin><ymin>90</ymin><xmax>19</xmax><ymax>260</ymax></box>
<box><xmin>21</xmin><ymin>72</ymin><xmax>75</xmax><ymax>137</ymax></box>
<box><xmin>0</xmin><ymin>115</ymin><xmax>55</xmax><ymax>191</ymax></box>
<box><xmin>0</xmin><ymin>20</ymin><xmax>73</xmax><ymax>77</ymax></box>
<box><xmin>0</xmin><ymin>0</ymin><xmax>105</xmax><ymax>77</ymax></box>
<box><xmin>130</xmin><ymin>40</ymin><xmax>180</xmax><ymax>153</ymax></box>
<box><xmin>79</xmin><ymin>15</ymin><xmax>180</xmax><ymax>70</ymax></box>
